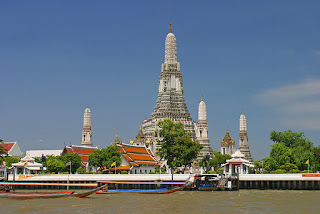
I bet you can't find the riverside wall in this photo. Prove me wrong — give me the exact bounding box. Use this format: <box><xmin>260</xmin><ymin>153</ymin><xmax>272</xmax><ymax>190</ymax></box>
<box><xmin>239</xmin><ymin>174</ymin><xmax>320</xmax><ymax>190</ymax></box>
<box><xmin>5</xmin><ymin>173</ymin><xmax>320</xmax><ymax>190</ymax></box>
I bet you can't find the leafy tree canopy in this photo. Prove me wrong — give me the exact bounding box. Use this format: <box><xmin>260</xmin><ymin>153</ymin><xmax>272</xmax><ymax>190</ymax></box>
<box><xmin>156</xmin><ymin>120</ymin><xmax>202</xmax><ymax>174</ymax></box>
<box><xmin>60</xmin><ymin>153</ymin><xmax>82</xmax><ymax>173</ymax></box>
<box><xmin>2</xmin><ymin>156</ymin><xmax>20</xmax><ymax>167</ymax></box>
<box><xmin>88</xmin><ymin>145</ymin><xmax>121</xmax><ymax>170</ymax></box>
<box><xmin>0</xmin><ymin>139</ymin><xmax>7</xmax><ymax>155</ymax></box>
<box><xmin>46</xmin><ymin>155</ymin><xmax>65</xmax><ymax>174</ymax></box>
<box><xmin>265</xmin><ymin>130</ymin><xmax>315</xmax><ymax>171</ymax></box>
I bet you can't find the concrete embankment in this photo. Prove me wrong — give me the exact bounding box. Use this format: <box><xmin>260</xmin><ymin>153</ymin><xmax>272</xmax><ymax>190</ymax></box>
<box><xmin>5</xmin><ymin>173</ymin><xmax>320</xmax><ymax>190</ymax></box>
<box><xmin>239</xmin><ymin>174</ymin><xmax>320</xmax><ymax>190</ymax></box>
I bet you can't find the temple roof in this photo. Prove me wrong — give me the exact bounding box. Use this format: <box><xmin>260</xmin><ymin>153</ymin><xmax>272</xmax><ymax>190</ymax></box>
<box><xmin>221</xmin><ymin>128</ymin><xmax>235</xmax><ymax>147</ymax></box>
<box><xmin>134</xmin><ymin>126</ymin><xmax>146</xmax><ymax>143</ymax></box>
<box><xmin>62</xmin><ymin>144</ymin><xmax>98</xmax><ymax>164</ymax></box>
<box><xmin>115</xmin><ymin>143</ymin><xmax>158</xmax><ymax>167</ymax></box>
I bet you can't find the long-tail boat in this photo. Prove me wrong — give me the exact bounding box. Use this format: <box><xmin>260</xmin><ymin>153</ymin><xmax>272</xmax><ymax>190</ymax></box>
<box><xmin>0</xmin><ymin>191</ymin><xmax>75</xmax><ymax>199</ymax></box>
<box><xmin>0</xmin><ymin>183</ymin><xmax>107</xmax><ymax>199</ymax></box>
<box><xmin>96</xmin><ymin>179</ymin><xmax>192</xmax><ymax>194</ymax></box>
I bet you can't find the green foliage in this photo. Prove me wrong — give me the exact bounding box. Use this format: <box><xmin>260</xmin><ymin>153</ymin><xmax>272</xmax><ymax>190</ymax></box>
<box><xmin>289</xmin><ymin>169</ymin><xmax>301</xmax><ymax>173</ymax></box>
<box><xmin>0</xmin><ymin>139</ymin><xmax>7</xmax><ymax>155</ymax></box>
<box><xmin>207</xmin><ymin>170</ymin><xmax>217</xmax><ymax>174</ymax></box>
<box><xmin>270</xmin><ymin>169</ymin><xmax>286</xmax><ymax>174</ymax></box>
<box><xmin>155</xmin><ymin>166</ymin><xmax>166</xmax><ymax>173</ymax></box>
<box><xmin>280</xmin><ymin>163</ymin><xmax>298</xmax><ymax>172</ymax></box>
<box><xmin>121</xmin><ymin>171</ymin><xmax>128</xmax><ymax>174</ymax></box>
<box><xmin>46</xmin><ymin>155</ymin><xmax>65</xmax><ymax>173</ymax></box>
<box><xmin>2</xmin><ymin>156</ymin><xmax>20</xmax><ymax>167</ymax></box>
<box><xmin>268</xmin><ymin>130</ymin><xmax>315</xmax><ymax>170</ymax></box>
<box><xmin>85</xmin><ymin>171</ymin><xmax>95</xmax><ymax>174</ymax></box>
<box><xmin>60</xmin><ymin>153</ymin><xmax>82</xmax><ymax>173</ymax></box>
<box><xmin>88</xmin><ymin>145</ymin><xmax>121</xmax><ymax>169</ymax></box>
<box><xmin>156</xmin><ymin>120</ymin><xmax>202</xmax><ymax>174</ymax></box>
<box><xmin>200</xmin><ymin>151</ymin><xmax>231</xmax><ymax>172</ymax></box>
<box><xmin>149</xmin><ymin>171</ymin><xmax>156</xmax><ymax>174</ymax></box>
<box><xmin>77</xmin><ymin>167</ymin><xmax>85</xmax><ymax>174</ymax></box>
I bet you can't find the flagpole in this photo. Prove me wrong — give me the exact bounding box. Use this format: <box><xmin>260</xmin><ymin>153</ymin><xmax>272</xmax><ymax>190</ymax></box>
<box><xmin>115</xmin><ymin>163</ymin><xmax>116</xmax><ymax>174</ymax></box>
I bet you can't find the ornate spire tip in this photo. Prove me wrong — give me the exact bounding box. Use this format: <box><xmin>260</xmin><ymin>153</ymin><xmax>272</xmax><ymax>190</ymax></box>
<box><xmin>169</xmin><ymin>23</ymin><xmax>172</xmax><ymax>33</ymax></box>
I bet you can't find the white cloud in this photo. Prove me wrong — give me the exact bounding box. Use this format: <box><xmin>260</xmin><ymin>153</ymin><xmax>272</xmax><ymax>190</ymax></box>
<box><xmin>314</xmin><ymin>50</ymin><xmax>320</xmax><ymax>56</ymax></box>
<box><xmin>254</xmin><ymin>79</ymin><xmax>320</xmax><ymax>130</ymax></box>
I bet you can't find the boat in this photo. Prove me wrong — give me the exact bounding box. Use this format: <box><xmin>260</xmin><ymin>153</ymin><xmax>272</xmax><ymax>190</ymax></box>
<box><xmin>0</xmin><ymin>183</ymin><xmax>107</xmax><ymax>199</ymax></box>
<box><xmin>0</xmin><ymin>191</ymin><xmax>75</xmax><ymax>199</ymax></box>
<box><xmin>96</xmin><ymin>179</ymin><xmax>192</xmax><ymax>194</ymax></box>
<box><xmin>73</xmin><ymin>184</ymin><xmax>107</xmax><ymax>197</ymax></box>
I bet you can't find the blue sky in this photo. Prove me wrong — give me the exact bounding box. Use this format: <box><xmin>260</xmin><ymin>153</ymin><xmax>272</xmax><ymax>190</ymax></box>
<box><xmin>1</xmin><ymin>1</ymin><xmax>320</xmax><ymax>160</ymax></box>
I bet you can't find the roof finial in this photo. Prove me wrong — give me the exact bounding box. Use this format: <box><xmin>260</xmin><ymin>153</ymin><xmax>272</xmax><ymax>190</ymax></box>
<box><xmin>169</xmin><ymin>22</ymin><xmax>172</xmax><ymax>33</ymax></box>
<box><xmin>226</xmin><ymin>121</ymin><xmax>228</xmax><ymax>131</ymax></box>
<box><xmin>241</xmin><ymin>108</ymin><xmax>244</xmax><ymax>114</ymax></box>
<box><xmin>201</xmin><ymin>94</ymin><xmax>203</xmax><ymax>101</ymax></box>
<box><xmin>87</xmin><ymin>104</ymin><xmax>89</xmax><ymax>108</ymax></box>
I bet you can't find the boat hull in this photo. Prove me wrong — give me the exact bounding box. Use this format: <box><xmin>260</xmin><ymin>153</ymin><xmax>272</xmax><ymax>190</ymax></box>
<box><xmin>0</xmin><ymin>191</ymin><xmax>75</xmax><ymax>199</ymax></box>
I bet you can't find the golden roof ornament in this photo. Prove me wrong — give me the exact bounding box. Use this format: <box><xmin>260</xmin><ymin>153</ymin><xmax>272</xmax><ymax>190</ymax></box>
<box><xmin>169</xmin><ymin>23</ymin><xmax>172</xmax><ymax>33</ymax></box>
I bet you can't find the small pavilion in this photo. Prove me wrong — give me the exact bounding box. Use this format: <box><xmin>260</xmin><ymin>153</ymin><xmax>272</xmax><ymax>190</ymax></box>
<box><xmin>222</xmin><ymin>150</ymin><xmax>254</xmax><ymax>176</ymax></box>
<box><xmin>12</xmin><ymin>155</ymin><xmax>44</xmax><ymax>175</ymax></box>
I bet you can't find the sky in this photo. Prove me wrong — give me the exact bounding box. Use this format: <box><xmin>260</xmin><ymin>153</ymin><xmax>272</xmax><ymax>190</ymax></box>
<box><xmin>1</xmin><ymin>1</ymin><xmax>320</xmax><ymax>160</ymax></box>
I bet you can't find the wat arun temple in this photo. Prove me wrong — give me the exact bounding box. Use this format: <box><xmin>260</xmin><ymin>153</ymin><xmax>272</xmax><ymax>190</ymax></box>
<box><xmin>130</xmin><ymin>24</ymin><xmax>214</xmax><ymax>161</ymax></box>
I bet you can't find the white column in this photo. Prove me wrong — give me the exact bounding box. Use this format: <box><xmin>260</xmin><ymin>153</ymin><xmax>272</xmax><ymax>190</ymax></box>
<box><xmin>240</xmin><ymin>164</ymin><xmax>244</xmax><ymax>174</ymax></box>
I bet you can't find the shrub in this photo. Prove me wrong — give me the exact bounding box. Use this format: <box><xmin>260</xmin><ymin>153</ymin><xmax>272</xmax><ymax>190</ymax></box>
<box><xmin>289</xmin><ymin>169</ymin><xmax>301</xmax><ymax>173</ymax></box>
<box><xmin>207</xmin><ymin>170</ymin><xmax>217</xmax><ymax>174</ymax></box>
<box><xmin>270</xmin><ymin>169</ymin><xmax>286</xmax><ymax>174</ymax></box>
<box><xmin>59</xmin><ymin>172</ymin><xmax>69</xmax><ymax>174</ymax></box>
<box><xmin>121</xmin><ymin>171</ymin><xmax>128</xmax><ymax>174</ymax></box>
<box><xmin>85</xmin><ymin>171</ymin><xmax>95</xmax><ymax>174</ymax></box>
<box><xmin>149</xmin><ymin>171</ymin><xmax>156</xmax><ymax>174</ymax></box>
<box><xmin>77</xmin><ymin>167</ymin><xmax>85</xmax><ymax>174</ymax></box>
<box><xmin>263</xmin><ymin>170</ymin><xmax>269</xmax><ymax>174</ymax></box>
<box><xmin>255</xmin><ymin>171</ymin><xmax>261</xmax><ymax>174</ymax></box>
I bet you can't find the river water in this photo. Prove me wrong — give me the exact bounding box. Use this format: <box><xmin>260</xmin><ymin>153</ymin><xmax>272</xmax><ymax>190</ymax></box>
<box><xmin>0</xmin><ymin>190</ymin><xmax>319</xmax><ymax>214</ymax></box>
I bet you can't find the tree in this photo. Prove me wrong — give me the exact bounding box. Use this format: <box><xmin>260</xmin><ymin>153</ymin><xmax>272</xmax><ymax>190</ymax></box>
<box><xmin>46</xmin><ymin>155</ymin><xmax>65</xmax><ymax>174</ymax></box>
<box><xmin>267</xmin><ymin>130</ymin><xmax>315</xmax><ymax>171</ymax></box>
<box><xmin>0</xmin><ymin>139</ymin><xmax>7</xmax><ymax>155</ymax></box>
<box><xmin>2</xmin><ymin>156</ymin><xmax>20</xmax><ymax>167</ymax></box>
<box><xmin>88</xmin><ymin>145</ymin><xmax>121</xmax><ymax>170</ymax></box>
<box><xmin>156</xmin><ymin>120</ymin><xmax>202</xmax><ymax>179</ymax></box>
<box><xmin>60</xmin><ymin>153</ymin><xmax>82</xmax><ymax>173</ymax></box>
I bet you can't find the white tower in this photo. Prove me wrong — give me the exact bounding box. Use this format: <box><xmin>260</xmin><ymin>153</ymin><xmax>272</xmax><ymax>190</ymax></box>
<box><xmin>81</xmin><ymin>105</ymin><xmax>93</xmax><ymax>147</ymax></box>
<box><xmin>238</xmin><ymin>112</ymin><xmax>252</xmax><ymax>161</ymax></box>
<box><xmin>142</xmin><ymin>23</ymin><xmax>195</xmax><ymax>155</ymax></box>
<box><xmin>195</xmin><ymin>97</ymin><xmax>213</xmax><ymax>161</ymax></box>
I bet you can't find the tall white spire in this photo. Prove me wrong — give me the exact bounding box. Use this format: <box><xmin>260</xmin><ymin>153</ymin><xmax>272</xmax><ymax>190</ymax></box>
<box><xmin>238</xmin><ymin>111</ymin><xmax>252</xmax><ymax>161</ymax></box>
<box><xmin>81</xmin><ymin>104</ymin><xmax>93</xmax><ymax>147</ymax></box>
<box><xmin>198</xmin><ymin>96</ymin><xmax>207</xmax><ymax>122</ymax></box>
<box><xmin>195</xmin><ymin>96</ymin><xmax>213</xmax><ymax>161</ymax></box>
<box><xmin>239</xmin><ymin>111</ymin><xmax>247</xmax><ymax>132</ymax></box>
<box><xmin>164</xmin><ymin>23</ymin><xmax>177</xmax><ymax>64</ymax></box>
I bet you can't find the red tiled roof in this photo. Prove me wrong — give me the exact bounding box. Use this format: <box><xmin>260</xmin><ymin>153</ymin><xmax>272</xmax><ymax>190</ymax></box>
<box><xmin>130</xmin><ymin>162</ymin><xmax>139</xmax><ymax>166</ymax></box>
<box><xmin>0</xmin><ymin>143</ymin><xmax>15</xmax><ymax>154</ymax></box>
<box><xmin>115</xmin><ymin>143</ymin><xmax>158</xmax><ymax>167</ymax></box>
<box><xmin>73</xmin><ymin>148</ymin><xmax>95</xmax><ymax>154</ymax></box>
<box><xmin>122</xmin><ymin>145</ymin><xmax>148</xmax><ymax>154</ymax></box>
<box><xmin>129</xmin><ymin>153</ymin><xmax>155</xmax><ymax>161</ymax></box>
<box><xmin>135</xmin><ymin>161</ymin><xmax>158</xmax><ymax>165</ymax></box>
<box><xmin>122</xmin><ymin>154</ymin><xmax>133</xmax><ymax>162</ymax></box>
<box><xmin>111</xmin><ymin>166</ymin><xmax>131</xmax><ymax>170</ymax></box>
<box><xmin>80</xmin><ymin>155</ymin><xmax>89</xmax><ymax>162</ymax></box>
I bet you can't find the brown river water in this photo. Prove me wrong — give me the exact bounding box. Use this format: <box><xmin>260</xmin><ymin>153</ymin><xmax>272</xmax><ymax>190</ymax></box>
<box><xmin>0</xmin><ymin>190</ymin><xmax>320</xmax><ymax>214</ymax></box>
